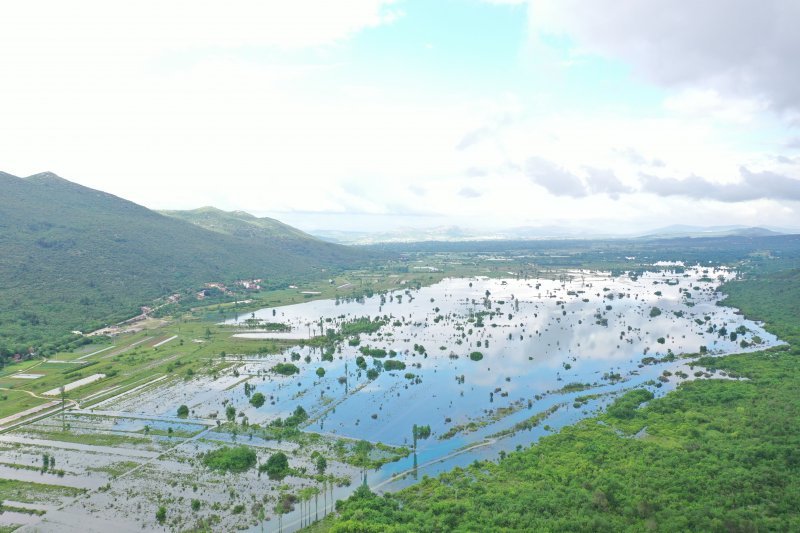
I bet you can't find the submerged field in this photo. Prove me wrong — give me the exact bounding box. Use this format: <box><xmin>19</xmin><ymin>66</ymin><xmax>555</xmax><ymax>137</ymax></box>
<box><xmin>0</xmin><ymin>265</ymin><xmax>780</xmax><ymax>532</ymax></box>
<box><xmin>313</xmin><ymin>266</ymin><xmax>800</xmax><ymax>532</ymax></box>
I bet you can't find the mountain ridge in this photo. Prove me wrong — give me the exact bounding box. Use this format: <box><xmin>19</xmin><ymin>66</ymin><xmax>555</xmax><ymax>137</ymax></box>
<box><xmin>0</xmin><ymin>171</ymin><xmax>370</xmax><ymax>352</ymax></box>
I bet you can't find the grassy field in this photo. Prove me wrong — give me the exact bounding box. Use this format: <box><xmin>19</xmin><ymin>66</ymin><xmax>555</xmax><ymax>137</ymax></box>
<box><xmin>0</xmin><ymin>478</ymin><xmax>85</xmax><ymax>504</ymax></box>
<box><xmin>0</xmin><ymin>265</ymin><xmax>473</xmax><ymax>428</ymax></box>
<box><xmin>0</xmin><ymin>390</ymin><xmax>50</xmax><ymax>420</ymax></box>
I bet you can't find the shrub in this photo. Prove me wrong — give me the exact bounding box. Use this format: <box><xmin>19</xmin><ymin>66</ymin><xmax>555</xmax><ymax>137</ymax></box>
<box><xmin>250</xmin><ymin>392</ymin><xmax>265</xmax><ymax>408</ymax></box>
<box><xmin>272</xmin><ymin>363</ymin><xmax>300</xmax><ymax>376</ymax></box>
<box><xmin>260</xmin><ymin>451</ymin><xmax>290</xmax><ymax>480</ymax></box>
<box><xmin>384</xmin><ymin>360</ymin><xmax>406</xmax><ymax>371</ymax></box>
<box><xmin>202</xmin><ymin>446</ymin><xmax>257</xmax><ymax>473</ymax></box>
<box><xmin>606</xmin><ymin>389</ymin><xmax>654</xmax><ymax>420</ymax></box>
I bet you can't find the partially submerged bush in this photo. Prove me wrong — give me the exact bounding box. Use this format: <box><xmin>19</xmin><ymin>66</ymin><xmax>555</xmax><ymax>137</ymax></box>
<box><xmin>201</xmin><ymin>446</ymin><xmax>257</xmax><ymax>473</ymax></box>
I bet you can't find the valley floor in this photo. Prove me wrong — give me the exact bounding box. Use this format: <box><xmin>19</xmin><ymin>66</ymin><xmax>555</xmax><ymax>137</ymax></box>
<box><xmin>309</xmin><ymin>267</ymin><xmax>800</xmax><ymax>532</ymax></box>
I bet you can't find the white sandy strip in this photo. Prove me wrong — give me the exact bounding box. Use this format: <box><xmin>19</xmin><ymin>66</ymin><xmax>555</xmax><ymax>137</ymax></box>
<box><xmin>0</xmin><ymin>435</ymin><xmax>160</xmax><ymax>458</ymax></box>
<box><xmin>152</xmin><ymin>335</ymin><xmax>178</xmax><ymax>348</ymax></box>
<box><xmin>0</xmin><ymin>401</ymin><xmax>59</xmax><ymax>428</ymax></box>
<box><xmin>86</xmin><ymin>375</ymin><xmax>168</xmax><ymax>409</ymax></box>
<box><xmin>76</xmin><ymin>345</ymin><xmax>115</xmax><ymax>360</ymax></box>
<box><xmin>42</xmin><ymin>374</ymin><xmax>106</xmax><ymax>396</ymax></box>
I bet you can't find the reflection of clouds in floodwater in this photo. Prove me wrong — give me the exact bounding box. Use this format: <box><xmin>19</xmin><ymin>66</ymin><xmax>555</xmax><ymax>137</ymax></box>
<box><xmin>119</xmin><ymin>268</ymin><xmax>776</xmax><ymax>450</ymax></box>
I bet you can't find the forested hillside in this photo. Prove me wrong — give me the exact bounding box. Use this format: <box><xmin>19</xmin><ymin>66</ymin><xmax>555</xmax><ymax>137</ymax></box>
<box><xmin>0</xmin><ymin>172</ymin><xmax>370</xmax><ymax>355</ymax></box>
<box><xmin>161</xmin><ymin>206</ymin><xmax>313</xmax><ymax>241</ymax></box>
<box><xmin>314</xmin><ymin>265</ymin><xmax>800</xmax><ymax>532</ymax></box>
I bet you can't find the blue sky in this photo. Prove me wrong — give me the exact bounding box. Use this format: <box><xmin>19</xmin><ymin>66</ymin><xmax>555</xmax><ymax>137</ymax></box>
<box><xmin>1</xmin><ymin>0</ymin><xmax>798</xmax><ymax>234</ymax></box>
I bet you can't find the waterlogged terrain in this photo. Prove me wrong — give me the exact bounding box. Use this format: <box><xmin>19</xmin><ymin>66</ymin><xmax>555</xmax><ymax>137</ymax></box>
<box><xmin>4</xmin><ymin>267</ymin><xmax>779</xmax><ymax>532</ymax></box>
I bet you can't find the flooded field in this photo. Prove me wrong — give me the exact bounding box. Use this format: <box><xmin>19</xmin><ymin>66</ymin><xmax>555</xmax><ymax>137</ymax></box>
<box><xmin>5</xmin><ymin>267</ymin><xmax>779</xmax><ymax>532</ymax></box>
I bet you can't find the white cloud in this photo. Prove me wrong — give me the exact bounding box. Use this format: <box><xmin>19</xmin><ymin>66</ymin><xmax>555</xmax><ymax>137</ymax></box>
<box><xmin>663</xmin><ymin>89</ymin><xmax>768</xmax><ymax>124</ymax></box>
<box><xmin>1</xmin><ymin>0</ymin><xmax>797</xmax><ymax>234</ymax></box>
<box><xmin>533</xmin><ymin>0</ymin><xmax>800</xmax><ymax>112</ymax></box>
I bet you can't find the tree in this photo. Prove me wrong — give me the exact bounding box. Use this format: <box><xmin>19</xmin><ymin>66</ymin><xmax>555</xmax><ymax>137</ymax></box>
<box><xmin>226</xmin><ymin>404</ymin><xmax>236</xmax><ymax>422</ymax></box>
<box><xmin>316</xmin><ymin>367</ymin><xmax>326</xmax><ymax>378</ymax></box>
<box><xmin>250</xmin><ymin>392</ymin><xmax>265</xmax><ymax>408</ymax></box>
<box><xmin>316</xmin><ymin>455</ymin><xmax>327</xmax><ymax>475</ymax></box>
<box><xmin>177</xmin><ymin>404</ymin><xmax>189</xmax><ymax>418</ymax></box>
<box><xmin>261</xmin><ymin>451</ymin><xmax>290</xmax><ymax>480</ymax></box>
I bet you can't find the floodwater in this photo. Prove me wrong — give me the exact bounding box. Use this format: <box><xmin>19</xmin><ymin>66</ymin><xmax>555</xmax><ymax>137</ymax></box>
<box><xmin>219</xmin><ymin>267</ymin><xmax>778</xmax><ymax>531</ymax></box>
<box><xmin>8</xmin><ymin>267</ymin><xmax>781</xmax><ymax>533</ymax></box>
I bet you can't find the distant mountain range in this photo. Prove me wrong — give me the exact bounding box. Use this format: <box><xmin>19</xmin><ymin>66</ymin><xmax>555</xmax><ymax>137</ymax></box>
<box><xmin>312</xmin><ymin>224</ymin><xmax>795</xmax><ymax>245</ymax></box>
<box><xmin>0</xmin><ymin>172</ymin><xmax>369</xmax><ymax>350</ymax></box>
<box><xmin>637</xmin><ymin>225</ymin><xmax>785</xmax><ymax>239</ymax></box>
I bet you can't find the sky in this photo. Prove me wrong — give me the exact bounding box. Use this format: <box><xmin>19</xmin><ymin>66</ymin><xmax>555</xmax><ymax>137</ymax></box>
<box><xmin>2</xmin><ymin>0</ymin><xmax>799</xmax><ymax>234</ymax></box>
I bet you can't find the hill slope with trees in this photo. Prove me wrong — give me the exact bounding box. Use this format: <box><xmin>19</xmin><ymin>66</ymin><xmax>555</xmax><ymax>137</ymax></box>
<box><xmin>0</xmin><ymin>171</ymin><xmax>370</xmax><ymax>355</ymax></box>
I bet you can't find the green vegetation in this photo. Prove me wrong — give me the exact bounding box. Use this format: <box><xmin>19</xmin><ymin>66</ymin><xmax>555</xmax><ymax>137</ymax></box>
<box><xmin>262</xmin><ymin>405</ymin><xmax>310</xmax><ymax>441</ymax></box>
<box><xmin>359</xmin><ymin>346</ymin><xmax>387</xmax><ymax>358</ymax></box>
<box><xmin>556</xmin><ymin>382</ymin><xmax>592</xmax><ymax>393</ymax></box>
<box><xmin>469</xmin><ymin>351</ymin><xmax>483</xmax><ymax>361</ymax></box>
<box><xmin>250</xmin><ymin>392</ymin><xmax>265</xmax><ymax>408</ymax></box>
<box><xmin>339</xmin><ymin>317</ymin><xmax>386</xmax><ymax>337</ymax></box>
<box><xmin>19</xmin><ymin>429</ymin><xmax>151</xmax><ymax>448</ymax></box>
<box><xmin>605</xmin><ymin>389</ymin><xmax>654</xmax><ymax>420</ymax></box>
<box><xmin>0</xmin><ymin>172</ymin><xmax>371</xmax><ymax>356</ymax></box>
<box><xmin>260</xmin><ymin>451</ymin><xmax>290</xmax><ymax>480</ymax></box>
<box><xmin>156</xmin><ymin>505</ymin><xmax>167</xmax><ymax>524</ymax></box>
<box><xmin>0</xmin><ymin>389</ymin><xmax>49</xmax><ymax>418</ymax></box>
<box><xmin>0</xmin><ymin>478</ymin><xmax>85</xmax><ymax>504</ymax></box>
<box><xmin>177</xmin><ymin>404</ymin><xmax>189</xmax><ymax>418</ymax></box>
<box><xmin>272</xmin><ymin>363</ymin><xmax>300</xmax><ymax>376</ymax></box>
<box><xmin>315</xmin><ymin>262</ymin><xmax>800</xmax><ymax>532</ymax></box>
<box><xmin>201</xmin><ymin>446</ymin><xmax>257</xmax><ymax>473</ymax></box>
<box><xmin>383</xmin><ymin>360</ymin><xmax>406</xmax><ymax>371</ymax></box>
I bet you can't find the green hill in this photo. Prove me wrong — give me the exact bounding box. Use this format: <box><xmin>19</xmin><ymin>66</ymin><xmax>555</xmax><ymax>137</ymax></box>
<box><xmin>0</xmin><ymin>171</ymin><xmax>370</xmax><ymax>354</ymax></box>
<box><xmin>160</xmin><ymin>206</ymin><xmax>314</xmax><ymax>242</ymax></box>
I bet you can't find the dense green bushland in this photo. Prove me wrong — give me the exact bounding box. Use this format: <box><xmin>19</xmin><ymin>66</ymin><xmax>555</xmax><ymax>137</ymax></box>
<box><xmin>315</xmin><ymin>266</ymin><xmax>800</xmax><ymax>532</ymax></box>
<box><xmin>0</xmin><ymin>172</ymin><xmax>371</xmax><ymax>355</ymax></box>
